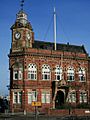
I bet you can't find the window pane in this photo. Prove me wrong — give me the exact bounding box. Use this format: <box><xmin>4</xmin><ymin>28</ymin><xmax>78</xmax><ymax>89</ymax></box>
<box><xmin>13</xmin><ymin>71</ymin><xmax>18</xmax><ymax>80</ymax></box>
<box><xmin>46</xmin><ymin>94</ymin><xmax>50</xmax><ymax>103</ymax></box>
<box><xmin>19</xmin><ymin>71</ymin><xmax>22</xmax><ymax>80</ymax></box>
<box><xmin>67</xmin><ymin>67</ymin><xmax>74</xmax><ymax>81</ymax></box>
<box><xmin>42</xmin><ymin>94</ymin><xmax>45</xmax><ymax>103</ymax></box>
<box><xmin>18</xmin><ymin>92</ymin><xmax>22</xmax><ymax>103</ymax></box>
<box><xmin>28</xmin><ymin>64</ymin><xmax>37</xmax><ymax>80</ymax></box>
<box><xmin>80</xmin><ymin>92</ymin><xmax>87</xmax><ymax>103</ymax></box>
<box><xmin>57</xmin><ymin>75</ymin><xmax>60</xmax><ymax>80</ymax></box>
<box><xmin>55</xmin><ymin>66</ymin><xmax>62</xmax><ymax>81</ymax></box>
<box><xmin>28</xmin><ymin>91</ymin><xmax>37</xmax><ymax>104</ymax></box>
<box><xmin>28</xmin><ymin>92</ymin><xmax>32</xmax><ymax>104</ymax></box>
<box><xmin>68</xmin><ymin>92</ymin><xmax>76</xmax><ymax>103</ymax></box>
<box><xmin>42</xmin><ymin>65</ymin><xmax>50</xmax><ymax>80</ymax></box>
<box><xmin>45</xmin><ymin>75</ymin><xmax>47</xmax><ymax>80</ymax></box>
<box><xmin>32</xmin><ymin>91</ymin><xmax>37</xmax><ymax>101</ymax></box>
<box><xmin>13</xmin><ymin>92</ymin><xmax>18</xmax><ymax>103</ymax></box>
<box><xmin>31</xmin><ymin>74</ymin><xmax>34</xmax><ymax>80</ymax></box>
<box><xmin>42</xmin><ymin>92</ymin><xmax>50</xmax><ymax>103</ymax></box>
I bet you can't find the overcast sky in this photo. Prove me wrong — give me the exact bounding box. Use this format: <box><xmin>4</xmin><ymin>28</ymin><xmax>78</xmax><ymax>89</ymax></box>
<box><xmin>0</xmin><ymin>0</ymin><xmax>90</xmax><ymax>96</ymax></box>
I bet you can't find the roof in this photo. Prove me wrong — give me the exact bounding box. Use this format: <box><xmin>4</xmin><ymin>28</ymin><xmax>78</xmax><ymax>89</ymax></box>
<box><xmin>33</xmin><ymin>40</ymin><xmax>87</xmax><ymax>54</ymax></box>
<box><xmin>11</xmin><ymin>10</ymin><xmax>33</xmax><ymax>30</ymax></box>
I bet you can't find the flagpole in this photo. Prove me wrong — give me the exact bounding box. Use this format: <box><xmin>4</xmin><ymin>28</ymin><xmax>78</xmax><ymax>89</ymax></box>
<box><xmin>54</xmin><ymin>7</ymin><xmax>57</xmax><ymax>50</ymax></box>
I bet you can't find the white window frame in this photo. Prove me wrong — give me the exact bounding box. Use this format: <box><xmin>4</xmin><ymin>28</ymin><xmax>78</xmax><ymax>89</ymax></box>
<box><xmin>68</xmin><ymin>92</ymin><xmax>76</xmax><ymax>103</ymax></box>
<box><xmin>78</xmin><ymin>68</ymin><xmax>86</xmax><ymax>82</ymax></box>
<box><xmin>19</xmin><ymin>70</ymin><xmax>23</xmax><ymax>80</ymax></box>
<box><xmin>55</xmin><ymin>65</ymin><xmax>62</xmax><ymax>81</ymax></box>
<box><xmin>13</xmin><ymin>70</ymin><xmax>18</xmax><ymax>80</ymax></box>
<box><xmin>42</xmin><ymin>64</ymin><xmax>51</xmax><ymax>80</ymax></box>
<box><xmin>67</xmin><ymin>67</ymin><xmax>74</xmax><ymax>81</ymax></box>
<box><xmin>27</xmin><ymin>64</ymin><xmax>37</xmax><ymax>80</ymax></box>
<box><xmin>13</xmin><ymin>64</ymin><xmax>23</xmax><ymax>81</ymax></box>
<box><xmin>13</xmin><ymin>91</ymin><xmax>22</xmax><ymax>104</ymax></box>
<box><xmin>41</xmin><ymin>91</ymin><xmax>50</xmax><ymax>103</ymax></box>
<box><xmin>80</xmin><ymin>92</ymin><xmax>87</xmax><ymax>103</ymax></box>
<box><xmin>28</xmin><ymin>91</ymin><xmax>37</xmax><ymax>104</ymax></box>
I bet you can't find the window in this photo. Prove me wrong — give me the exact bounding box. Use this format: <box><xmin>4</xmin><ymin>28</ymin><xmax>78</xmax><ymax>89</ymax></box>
<box><xmin>80</xmin><ymin>92</ymin><xmax>87</xmax><ymax>103</ymax></box>
<box><xmin>18</xmin><ymin>92</ymin><xmax>22</xmax><ymax>104</ymax></box>
<box><xmin>41</xmin><ymin>91</ymin><xmax>50</xmax><ymax>103</ymax></box>
<box><xmin>42</xmin><ymin>64</ymin><xmax>51</xmax><ymax>80</ymax></box>
<box><xmin>13</xmin><ymin>92</ymin><xmax>18</xmax><ymax>103</ymax></box>
<box><xmin>78</xmin><ymin>68</ymin><xmax>85</xmax><ymax>82</ymax></box>
<box><xmin>28</xmin><ymin>91</ymin><xmax>37</xmax><ymax>104</ymax></box>
<box><xmin>55</xmin><ymin>65</ymin><xmax>62</xmax><ymax>80</ymax></box>
<box><xmin>68</xmin><ymin>91</ymin><xmax>76</xmax><ymax>103</ymax></box>
<box><xmin>67</xmin><ymin>67</ymin><xmax>74</xmax><ymax>81</ymax></box>
<box><xmin>13</xmin><ymin>71</ymin><xmax>18</xmax><ymax>80</ymax></box>
<box><xmin>19</xmin><ymin>71</ymin><xmax>23</xmax><ymax>80</ymax></box>
<box><xmin>28</xmin><ymin>64</ymin><xmax>37</xmax><ymax>80</ymax></box>
<box><xmin>13</xmin><ymin>63</ymin><xmax>23</xmax><ymax>80</ymax></box>
<box><xmin>13</xmin><ymin>91</ymin><xmax>22</xmax><ymax>104</ymax></box>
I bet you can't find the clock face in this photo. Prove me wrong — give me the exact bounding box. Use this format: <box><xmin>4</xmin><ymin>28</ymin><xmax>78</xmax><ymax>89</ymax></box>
<box><xmin>14</xmin><ymin>32</ymin><xmax>21</xmax><ymax>40</ymax></box>
<box><xmin>27</xmin><ymin>33</ymin><xmax>31</xmax><ymax>40</ymax></box>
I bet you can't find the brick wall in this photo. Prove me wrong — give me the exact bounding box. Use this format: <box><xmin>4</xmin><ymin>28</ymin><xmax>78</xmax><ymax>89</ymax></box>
<box><xmin>9</xmin><ymin>47</ymin><xmax>89</xmax><ymax>113</ymax></box>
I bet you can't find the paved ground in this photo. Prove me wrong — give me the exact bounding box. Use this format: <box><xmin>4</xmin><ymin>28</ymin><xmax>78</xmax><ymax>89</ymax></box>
<box><xmin>0</xmin><ymin>114</ymin><xmax>90</xmax><ymax>120</ymax></box>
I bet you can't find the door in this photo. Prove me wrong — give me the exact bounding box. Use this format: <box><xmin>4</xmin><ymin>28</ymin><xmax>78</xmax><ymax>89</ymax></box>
<box><xmin>55</xmin><ymin>90</ymin><xmax>64</xmax><ymax>109</ymax></box>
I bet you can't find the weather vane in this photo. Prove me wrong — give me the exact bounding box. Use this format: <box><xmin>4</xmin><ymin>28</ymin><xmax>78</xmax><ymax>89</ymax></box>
<box><xmin>20</xmin><ymin>0</ymin><xmax>25</xmax><ymax>10</ymax></box>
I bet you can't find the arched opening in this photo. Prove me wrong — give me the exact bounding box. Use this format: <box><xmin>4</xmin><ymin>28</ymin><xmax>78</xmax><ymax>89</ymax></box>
<box><xmin>55</xmin><ymin>90</ymin><xmax>64</xmax><ymax>109</ymax></box>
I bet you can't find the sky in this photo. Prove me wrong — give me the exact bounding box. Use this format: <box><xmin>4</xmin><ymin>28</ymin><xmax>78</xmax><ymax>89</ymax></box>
<box><xmin>0</xmin><ymin>0</ymin><xmax>90</xmax><ymax>96</ymax></box>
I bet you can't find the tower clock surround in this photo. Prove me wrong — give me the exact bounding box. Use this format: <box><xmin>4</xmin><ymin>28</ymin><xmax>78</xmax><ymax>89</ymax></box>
<box><xmin>14</xmin><ymin>31</ymin><xmax>21</xmax><ymax>40</ymax></box>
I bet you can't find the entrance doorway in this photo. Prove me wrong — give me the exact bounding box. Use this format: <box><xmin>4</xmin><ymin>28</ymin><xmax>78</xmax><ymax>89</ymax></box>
<box><xmin>55</xmin><ymin>90</ymin><xmax>64</xmax><ymax>109</ymax></box>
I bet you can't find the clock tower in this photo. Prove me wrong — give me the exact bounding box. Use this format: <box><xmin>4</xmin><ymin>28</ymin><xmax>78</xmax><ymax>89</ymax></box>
<box><xmin>9</xmin><ymin>1</ymin><xmax>35</xmax><ymax>112</ymax></box>
<box><xmin>11</xmin><ymin>6</ymin><xmax>34</xmax><ymax>52</ymax></box>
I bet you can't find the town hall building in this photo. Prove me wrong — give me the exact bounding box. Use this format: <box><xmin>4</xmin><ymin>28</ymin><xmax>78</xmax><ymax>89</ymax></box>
<box><xmin>8</xmin><ymin>2</ymin><xmax>90</xmax><ymax>115</ymax></box>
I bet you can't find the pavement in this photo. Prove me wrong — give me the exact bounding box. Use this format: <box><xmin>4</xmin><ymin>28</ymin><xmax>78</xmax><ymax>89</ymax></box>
<box><xmin>0</xmin><ymin>114</ymin><xmax>90</xmax><ymax>120</ymax></box>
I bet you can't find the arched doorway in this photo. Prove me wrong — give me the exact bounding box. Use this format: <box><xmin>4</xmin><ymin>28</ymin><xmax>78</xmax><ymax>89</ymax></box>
<box><xmin>55</xmin><ymin>90</ymin><xmax>64</xmax><ymax>109</ymax></box>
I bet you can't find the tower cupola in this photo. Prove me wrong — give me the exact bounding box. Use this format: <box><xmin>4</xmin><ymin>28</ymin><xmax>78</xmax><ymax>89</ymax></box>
<box><xmin>16</xmin><ymin>10</ymin><xmax>28</xmax><ymax>25</ymax></box>
<box><xmin>11</xmin><ymin>0</ymin><xmax>33</xmax><ymax>30</ymax></box>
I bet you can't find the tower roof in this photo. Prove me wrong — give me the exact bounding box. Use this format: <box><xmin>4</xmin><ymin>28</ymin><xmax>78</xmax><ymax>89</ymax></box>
<box><xmin>11</xmin><ymin>0</ymin><xmax>33</xmax><ymax>30</ymax></box>
<box><xmin>11</xmin><ymin>10</ymin><xmax>33</xmax><ymax>30</ymax></box>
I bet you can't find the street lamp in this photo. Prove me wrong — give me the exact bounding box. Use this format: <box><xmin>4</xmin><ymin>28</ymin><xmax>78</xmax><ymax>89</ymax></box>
<box><xmin>35</xmin><ymin>90</ymin><xmax>37</xmax><ymax>120</ymax></box>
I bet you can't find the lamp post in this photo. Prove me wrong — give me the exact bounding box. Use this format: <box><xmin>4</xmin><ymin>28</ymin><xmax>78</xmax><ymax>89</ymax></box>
<box><xmin>35</xmin><ymin>90</ymin><xmax>37</xmax><ymax>120</ymax></box>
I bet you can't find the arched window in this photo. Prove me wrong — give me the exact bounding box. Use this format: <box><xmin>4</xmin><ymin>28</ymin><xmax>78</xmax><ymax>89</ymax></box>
<box><xmin>67</xmin><ymin>66</ymin><xmax>74</xmax><ymax>81</ymax></box>
<box><xmin>55</xmin><ymin>65</ymin><xmax>62</xmax><ymax>80</ymax></box>
<box><xmin>78</xmin><ymin>68</ymin><xmax>85</xmax><ymax>82</ymax></box>
<box><xmin>80</xmin><ymin>91</ymin><xmax>87</xmax><ymax>103</ymax></box>
<box><xmin>27</xmin><ymin>64</ymin><xmax>37</xmax><ymax>80</ymax></box>
<box><xmin>42</xmin><ymin>64</ymin><xmax>51</xmax><ymax>80</ymax></box>
<box><xmin>13</xmin><ymin>63</ymin><xmax>23</xmax><ymax>80</ymax></box>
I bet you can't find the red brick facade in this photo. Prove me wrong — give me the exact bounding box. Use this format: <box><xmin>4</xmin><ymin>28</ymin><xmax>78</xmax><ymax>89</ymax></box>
<box><xmin>8</xmin><ymin>9</ymin><xmax>90</xmax><ymax>115</ymax></box>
